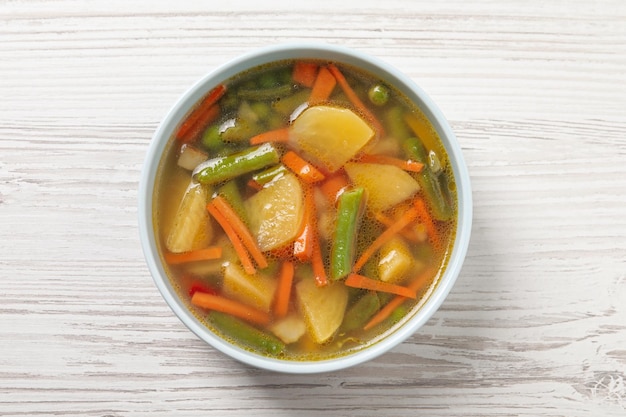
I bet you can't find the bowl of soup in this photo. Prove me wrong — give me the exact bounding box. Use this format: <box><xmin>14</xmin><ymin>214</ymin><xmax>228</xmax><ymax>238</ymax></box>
<box><xmin>138</xmin><ymin>43</ymin><xmax>472</xmax><ymax>373</ymax></box>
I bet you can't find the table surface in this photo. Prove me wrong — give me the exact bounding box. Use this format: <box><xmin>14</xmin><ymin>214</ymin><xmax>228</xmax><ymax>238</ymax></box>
<box><xmin>2</xmin><ymin>1</ymin><xmax>625</xmax><ymax>416</ymax></box>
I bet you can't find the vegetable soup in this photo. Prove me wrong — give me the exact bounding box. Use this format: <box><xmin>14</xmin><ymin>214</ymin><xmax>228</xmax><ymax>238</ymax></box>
<box><xmin>153</xmin><ymin>59</ymin><xmax>457</xmax><ymax>360</ymax></box>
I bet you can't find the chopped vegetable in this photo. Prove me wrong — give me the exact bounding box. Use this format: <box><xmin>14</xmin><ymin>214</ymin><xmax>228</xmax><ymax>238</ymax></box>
<box><xmin>194</xmin><ymin>143</ymin><xmax>280</xmax><ymax>186</ymax></box>
<box><xmin>249</xmin><ymin>127</ymin><xmax>290</xmax><ymax>145</ymax></box>
<box><xmin>345</xmin><ymin>273</ymin><xmax>417</xmax><ymax>298</ymax></box>
<box><xmin>273</xmin><ymin>261</ymin><xmax>295</xmax><ymax>318</ymax></box>
<box><xmin>268</xmin><ymin>313</ymin><xmax>307</xmax><ymax>344</ymax></box>
<box><xmin>311</xmin><ymin>229</ymin><xmax>329</xmax><ymax>287</ymax></box>
<box><xmin>166</xmin><ymin>182</ymin><xmax>213</xmax><ymax>253</ymax></box>
<box><xmin>330</xmin><ymin>187</ymin><xmax>365</xmax><ymax>280</ymax></box>
<box><xmin>368</xmin><ymin>84</ymin><xmax>389</xmax><ymax>106</ymax></box>
<box><xmin>352</xmin><ymin>204</ymin><xmax>420</xmax><ymax>273</ymax></box>
<box><xmin>177</xmin><ymin>144</ymin><xmax>209</xmax><ymax>171</ymax></box>
<box><xmin>413</xmin><ymin>197</ymin><xmax>442</xmax><ymax>249</ymax></box>
<box><xmin>344</xmin><ymin>162</ymin><xmax>420</xmax><ymax>212</ymax></box>
<box><xmin>358</xmin><ymin>153</ymin><xmax>423</xmax><ymax>173</ymax></box>
<box><xmin>216</xmin><ymin>180</ymin><xmax>248</xmax><ymax>225</ymax></box>
<box><xmin>281</xmin><ymin>150</ymin><xmax>326</xmax><ymax>184</ymax></box>
<box><xmin>341</xmin><ymin>292</ymin><xmax>380</xmax><ymax>332</ymax></box>
<box><xmin>319</xmin><ymin>172</ymin><xmax>349</xmax><ymax>205</ymax></box>
<box><xmin>308</xmin><ymin>66</ymin><xmax>336</xmax><ymax>104</ymax></box>
<box><xmin>290</xmin><ymin>105</ymin><xmax>374</xmax><ymax>173</ymax></box>
<box><xmin>192</xmin><ymin>292</ymin><xmax>271</xmax><ymax>326</ymax></box>
<box><xmin>404</xmin><ymin>112</ymin><xmax>440</xmax><ymax>153</ymax></box>
<box><xmin>403</xmin><ymin>137</ymin><xmax>453</xmax><ymax>221</ymax></box>
<box><xmin>164</xmin><ymin>246</ymin><xmax>222</xmax><ymax>265</ymax></box>
<box><xmin>176</xmin><ymin>84</ymin><xmax>226</xmax><ymax>143</ymax></box>
<box><xmin>363</xmin><ymin>267</ymin><xmax>436</xmax><ymax>331</ymax></box>
<box><xmin>374</xmin><ymin>211</ymin><xmax>426</xmax><ymax>243</ymax></box>
<box><xmin>211</xmin><ymin>196</ymin><xmax>268</xmax><ymax>269</ymax></box>
<box><xmin>222</xmin><ymin>263</ymin><xmax>277</xmax><ymax>313</ymax></box>
<box><xmin>293</xmin><ymin>188</ymin><xmax>316</xmax><ymax>262</ymax></box>
<box><xmin>209</xmin><ymin>311</ymin><xmax>284</xmax><ymax>355</ymax></box>
<box><xmin>238</xmin><ymin>83</ymin><xmax>294</xmax><ymax>101</ymax></box>
<box><xmin>292</xmin><ymin>61</ymin><xmax>318</xmax><ymax>88</ymax></box>
<box><xmin>188</xmin><ymin>280</ymin><xmax>218</xmax><ymax>297</ymax></box>
<box><xmin>248</xmin><ymin>164</ymin><xmax>288</xmax><ymax>190</ymax></box>
<box><xmin>296</xmin><ymin>278</ymin><xmax>348</xmax><ymax>344</ymax></box>
<box><xmin>385</xmin><ymin>106</ymin><xmax>411</xmax><ymax>140</ymax></box>
<box><xmin>327</xmin><ymin>64</ymin><xmax>385</xmax><ymax>135</ymax></box>
<box><xmin>377</xmin><ymin>237</ymin><xmax>413</xmax><ymax>284</ymax></box>
<box><xmin>244</xmin><ymin>172</ymin><xmax>305</xmax><ymax>251</ymax></box>
<box><xmin>206</xmin><ymin>202</ymin><xmax>256</xmax><ymax>275</ymax></box>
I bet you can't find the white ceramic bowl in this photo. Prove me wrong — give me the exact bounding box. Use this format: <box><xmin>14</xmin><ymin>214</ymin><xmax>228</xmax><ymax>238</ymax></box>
<box><xmin>138</xmin><ymin>43</ymin><xmax>472</xmax><ymax>374</ymax></box>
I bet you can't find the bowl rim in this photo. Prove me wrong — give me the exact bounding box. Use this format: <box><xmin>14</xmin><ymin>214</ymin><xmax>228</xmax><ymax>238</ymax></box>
<box><xmin>138</xmin><ymin>42</ymin><xmax>472</xmax><ymax>374</ymax></box>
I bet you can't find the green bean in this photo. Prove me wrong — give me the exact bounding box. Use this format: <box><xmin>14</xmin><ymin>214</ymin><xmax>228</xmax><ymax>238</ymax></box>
<box><xmin>194</xmin><ymin>143</ymin><xmax>279</xmax><ymax>185</ymax></box>
<box><xmin>403</xmin><ymin>137</ymin><xmax>453</xmax><ymax>221</ymax></box>
<box><xmin>209</xmin><ymin>312</ymin><xmax>285</xmax><ymax>356</ymax></box>
<box><xmin>201</xmin><ymin>124</ymin><xmax>223</xmax><ymax>152</ymax></box>
<box><xmin>389</xmin><ymin>304</ymin><xmax>409</xmax><ymax>324</ymax></box>
<box><xmin>238</xmin><ymin>84</ymin><xmax>294</xmax><ymax>101</ymax></box>
<box><xmin>217</xmin><ymin>180</ymin><xmax>248</xmax><ymax>224</ymax></box>
<box><xmin>331</xmin><ymin>187</ymin><xmax>365</xmax><ymax>280</ymax></box>
<box><xmin>341</xmin><ymin>292</ymin><xmax>381</xmax><ymax>332</ymax></box>
<box><xmin>251</xmin><ymin>164</ymin><xmax>288</xmax><ymax>187</ymax></box>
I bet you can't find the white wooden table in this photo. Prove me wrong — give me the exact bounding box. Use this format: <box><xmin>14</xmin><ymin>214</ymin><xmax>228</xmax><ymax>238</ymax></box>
<box><xmin>2</xmin><ymin>1</ymin><xmax>625</xmax><ymax>416</ymax></box>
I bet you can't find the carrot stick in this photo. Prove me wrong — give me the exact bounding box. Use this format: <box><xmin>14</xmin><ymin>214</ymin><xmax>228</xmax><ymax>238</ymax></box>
<box><xmin>352</xmin><ymin>205</ymin><xmax>419</xmax><ymax>273</ymax></box>
<box><xmin>374</xmin><ymin>211</ymin><xmax>424</xmax><ymax>243</ymax></box>
<box><xmin>327</xmin><ymin>64</ymin><xmax>385</xmax><ymax>136</ymax></box>
<box><xmin>359</xmin><ymin>154</ymin><xmax>424</xmax><ymax>173</ymax></box>
<box><xmin>293</xmin><ymin>187</ymin><xmax>316</xmax><ymax>262</ymax></box>
<box><xmin>319</xmin><ymin>172</ymin><xmax>349</xmax><ymax>205</ymax></box>
<box><xmin>211</xmin><ymin>196</ymin><xmax>268</xmax><ymax>269</ymax></box>
<box><xmin>363</xmin><ymin>267</ymin><xmax>435</xmax><ymax>331</ymax></box>
<box><xmin>176</xmin><ymin>84</ymin><xmax>226</xmax><ymax>142</ymax></box>
<box><xmin>247</xmin><ymin>179</ymin><xmax>263</xmax><ymax>191</ymax></box>
<box><xmin>191</xmin><ymin>292</ymin><xmax>271</xmax><ymax>326</ymax></box>
<box><xmin>249</xmin><ymin>127</ymin><xmax>290</xmax><ymax>145</ymax></box>
<box><xmin>309</xmin><ymin>66</ymin><xmax>336</xmax><ymax>104</ymax></box>
<box><xmin>311</xmin><ymin>240</ymin><xmax>328</xmax><ymax>287</ymax></box>
<box><xmin>292</xmin><ymin>61</ymin><xmax>318</xmax><ymax>87</ymax></box>
<box><xmin>206</xmin><ymin>202</ymin><xmax>256</xmax><ymax>275</ymax></box>
<box><xmin>273</xmin><ymin>261</ymin><xmax>295</xmax><ymax>318</ymax></box>
<box><xmin>281</xmin><ymin>151</ymin><xmax>326</xmax><ymax>184</ymax></box>
<box><xmin>164</xmin><ymin>246</ymin><xmax>223</xmax><ymax>265</ymax></box>
<box><xmin>413</xmin><ymin>197</ymin><xmax>441</xmax><ymax>249</ymax></box>
<box><xmin>345</xmin><ymin>273</ymin><xmax>417</xmax><ymax>299</ymax></box>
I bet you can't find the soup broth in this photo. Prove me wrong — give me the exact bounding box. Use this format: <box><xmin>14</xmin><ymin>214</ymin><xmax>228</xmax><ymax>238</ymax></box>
<box><xmin>154</xmin><ymin>59</ymin><xmax>457</xmax><ymax>360</ymax></box>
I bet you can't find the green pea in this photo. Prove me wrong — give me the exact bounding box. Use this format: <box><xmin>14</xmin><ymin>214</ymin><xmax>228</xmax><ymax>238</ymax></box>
<box><xmin>368</xmin><ymin>84</ymin><xmax>389</xmax><ymax>106</ymax></box>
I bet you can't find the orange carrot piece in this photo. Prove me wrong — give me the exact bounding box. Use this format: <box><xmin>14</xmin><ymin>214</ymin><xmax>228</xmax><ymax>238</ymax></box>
<box><xmin>246</xmin><ymin>179</ymin><xmax>263</xmax><ymax>191</ymax></box>
<box><xmin>281</xmin><ymin>151</ymin><xmax>326</xmax><ymax>184</ymax></box>
<box><xmin>191</xmin><ymin>292</ymin><xmax>271</xmax><ymax>326</ymax></box>
<box><xmin>292</xmin><ymin>61</ymin><xmax>318</xmax><ymax>87</ymax></box>
<box><xmin>293</xmin><ymin>187</ymin><xmax>316</xmax><ymax>262</ymax></box>
<box><xmin>273</xmin><ymin>261</ymin><xmax>295</xmax><ymax>318</ymax></box>
<box><xmin>164</xmin><ymin>246</ymin><xmax>223</xmax><ymax>265</ymax></box>
<box><xmin>319</xmin><ymin>172</ymin><xmax>349</xmax><ymax>205</ymax></box>
<box><xmin>309</xmin><ymin>66</ymin><xmax>336</xmax><ymax>104</ymax></box>
<box><xmin>176</xmin><ymin>84</ymin><xmax>226</xmax><ymax>142</ymax></box>
<box><xmin>352</xmin><ymin>205</ymin><xmax>420</xmax><ymax>273</ymax></box>
<box><xmin>327</xmin><ymin>64</ymin><xmax>385</xmax><ymax>136</ymax></box>
<box><xmin>363</xmin><ymin>267</ymin><xmax>435</xmax><ymax>331</ymax></box>
<box><xmin>249</xmin><ymin>127</ymin><xmax>290</xmax><ymax>145</ymax></box>
<box><xmin>413</xmin><ymin>198</ymin><xmax>441</xmax><ymax>249</ymax></box>
<box><xmin>374</xmin><ymin>211</ymin><xmax>422</xmax><ymax>243</ymax></box>
<box><xmin>359</xmin><ymin>154</ymin><xmax>424</xmax><ymax>173</ymax></box>
<box><xmin>211</xmin><ymin>196</ymin><xmax>268</xmax><ymax>269</ymax></box>
<box><xmin>345</xmin><ymin>273</ymin><xmax>417</xmax><ymax>299</ymax></box>
<box><xmin>311</xmin><ymin>241</ymin><xmax>328</xmax><ymax>287</ymax></box>
<box><xmin>206</xmin><ymin>202</ymin><xmax>256</xmax><ymax>275</ymax></box>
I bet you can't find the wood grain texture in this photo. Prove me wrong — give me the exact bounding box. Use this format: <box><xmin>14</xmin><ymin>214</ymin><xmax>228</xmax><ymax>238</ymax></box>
<box><xmin>1</xmin><ymin>1</ymin><xmax>625</xmax><ymax>416</ymax></box>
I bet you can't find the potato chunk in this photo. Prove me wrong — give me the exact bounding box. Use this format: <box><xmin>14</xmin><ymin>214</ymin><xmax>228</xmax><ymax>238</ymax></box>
<box><xmin>166</xmin><ymin>182</ymin><xmax>213</xmax><ymax>253</ymax></box>
<box><xmin>295</xmin><ymin>279</ymin><xmax>348</xmax><ymax>344</ymax></box>
<box><xmin>378</xmin><ymin>237</ymin><xmax>413</xmax><ymax>284</ymax></box>
<box><xmin>290</xmin><ymin>105</ymin><xmax>374</xmax><ymax>172</ymax></box>
<box><xmin>345</xmin><ymin>162</ymin><xmax>420</xmax><ymax>212</ymax></box>
<box><xmin>222</xmin><ymin>263</ymin><xmax>277</xmax><ymax>313</ymax></box>
<box><xmin>244</xmin><ymin>173</ymin><xmax>305</xmax><ymax>251</ymax></box>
